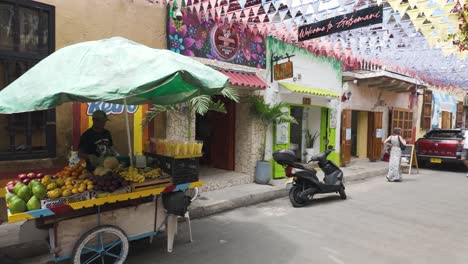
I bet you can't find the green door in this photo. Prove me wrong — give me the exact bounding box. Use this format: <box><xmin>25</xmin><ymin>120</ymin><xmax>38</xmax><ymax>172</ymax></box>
<box><xmin>272</xmin><ymin>106</ymin><xmax>291</xmax><ymax>179</ymax></box>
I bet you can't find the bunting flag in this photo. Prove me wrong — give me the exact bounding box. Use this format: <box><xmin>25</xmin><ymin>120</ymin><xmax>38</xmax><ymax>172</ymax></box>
<box><xmin>161</xmin><ymin>0</ymin><xmax>467</xmax><ymax>89</ymax></box>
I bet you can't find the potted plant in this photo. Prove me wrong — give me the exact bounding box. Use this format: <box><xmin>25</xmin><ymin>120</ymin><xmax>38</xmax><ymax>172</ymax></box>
<box><xmin>249</xmin><ymin>96</ymin><xmax>297</xmax><ymax>184</ymax></box>
<box><xmin>304</xmin><ymin>129</ymin><xmax>319</xmax><ymax>162</ymax></box>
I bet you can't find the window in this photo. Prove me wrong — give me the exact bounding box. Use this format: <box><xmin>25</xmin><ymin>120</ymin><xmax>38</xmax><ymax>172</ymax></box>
<box><xmin>421</xmin><ymin>90</ymin><xmax>432</xmax><ymax>130</ymax></box>
<box><xmin>391</xmin><ymin>108</ymin><xmax>413</xmax><ymax>142</ymax></box>
<box><xmin>425</xmin><ymin>130</ymin><xmax>463</xmax><ymax>139</ymax></box>
<box><xmin>0</xmin><ymin>0</ymin><xmax>55</xmax><ymax>161</ymax></box>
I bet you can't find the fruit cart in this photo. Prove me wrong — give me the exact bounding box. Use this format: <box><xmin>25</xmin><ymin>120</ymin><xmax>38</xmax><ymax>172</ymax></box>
<box><xmin>0</xmin><ymin>37</ymin><xmax>230</xmax><ymax>263</ymax></box>
<box><xmin>1</xmin><ymin>174</ymin><xmax>202</xmax><ymax>263</ymax></box>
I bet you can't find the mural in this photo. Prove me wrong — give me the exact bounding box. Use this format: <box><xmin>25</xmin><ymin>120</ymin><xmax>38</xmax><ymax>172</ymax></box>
<box><xmin>167</xmin><ymin>9</ymin><xmax>267</xmax><ymax>69</ymax></box>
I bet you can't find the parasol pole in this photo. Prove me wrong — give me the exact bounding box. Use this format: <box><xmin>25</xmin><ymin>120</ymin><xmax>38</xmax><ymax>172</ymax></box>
<box><xmin>123</xmin><ymin>98</ymin><xmax>134</xmax><ymax>167</ymax></box>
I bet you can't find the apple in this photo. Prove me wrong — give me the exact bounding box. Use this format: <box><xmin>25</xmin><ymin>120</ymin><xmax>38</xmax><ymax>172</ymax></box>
<box><xmin>36</xmin><ymin>173</ymin><xmax>44</xmax><ymax>179</ymax></box>
<box><xmin>18</xmin><ymin>174</ymin><xmax>27</xmax><ymax>181</ymax></box>
<box><xmin>13</xmin><ymin>179</ymin><xmax>19</xmax><ymax>184</ymax></box>
<box><xmin>22</xmin><ymin>178</ymin><xmax>31</xmax><ymax>185</ymax></box>
<box><xmin>26</xmin><ymin>173</ymin><xmax>36</xmax><ymax>179</ymax></box>
<box><xmin>7</xmin><ymin>180</ymin><xmax>15</xmax><ymax>186</ymax></box>
<box><xmin>6</xmin><ymin>184</ymin><xmax>14</xmax><ymax>193</ymax></box>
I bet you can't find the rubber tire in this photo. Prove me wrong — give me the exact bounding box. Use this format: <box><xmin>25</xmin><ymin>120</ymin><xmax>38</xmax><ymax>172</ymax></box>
<box><xmin>338</xmin><ymin>187</ymin><xmax>347</xmax><ymax>200</ymax></box>
<box><xmin>289</xmin><ymin>186</ymin><xmax>308</xmax><ymax>208</ymax></box>
<box><xmin>72</xmin><ymin>225</ymin><xmax>129</xmax><ymax>264</ymax></box>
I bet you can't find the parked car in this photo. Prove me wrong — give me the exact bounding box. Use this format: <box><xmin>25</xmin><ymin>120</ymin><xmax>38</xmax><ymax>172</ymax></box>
<box><xmin>415</xmin><ymin>129</ymin><xmax>466</xmax><ymax>166</ymax></box>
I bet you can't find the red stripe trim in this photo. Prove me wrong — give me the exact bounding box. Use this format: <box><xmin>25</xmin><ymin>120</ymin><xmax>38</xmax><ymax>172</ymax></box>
<box><xmin>49</xmin><ymin>204</ymin><xmax>74</xmax><ymax>214</ymax></box>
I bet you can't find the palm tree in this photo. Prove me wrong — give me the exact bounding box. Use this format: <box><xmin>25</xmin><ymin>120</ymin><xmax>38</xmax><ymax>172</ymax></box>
<box><xmin>249</xmin><ymin>96</ymin><xmax>297</xmax><ymax>161</ymax></box>
<box><xmin>143</xmin><ymin>87</ymin><xmax>239</xmax><ymax>139</ymax></box>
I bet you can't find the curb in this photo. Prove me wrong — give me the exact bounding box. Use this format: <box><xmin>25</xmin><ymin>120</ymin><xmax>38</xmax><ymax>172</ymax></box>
<box><xmin>189</xmin><ymin>168</ymin><xmax>388</xmax><ymax>220</ymax></box>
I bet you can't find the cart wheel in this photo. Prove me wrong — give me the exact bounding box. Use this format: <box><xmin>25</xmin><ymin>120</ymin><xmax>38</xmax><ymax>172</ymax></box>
<box><xmin>185</xmin><ymin>186</ymin><xmax>199</xmax><ymax>202</ymax></box>
<box><xmin>72</xmin><ymin>225</ymin><xmax>129</xmax><ymax>264</ymax></box>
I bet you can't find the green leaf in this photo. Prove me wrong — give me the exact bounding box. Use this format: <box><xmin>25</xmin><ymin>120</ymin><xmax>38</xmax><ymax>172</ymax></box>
<box><xmin>221</xmin><ymin>87</ymin><xmax>240</xmax><ymax>103</ymax></box>
<box><xmin>142</xmin><ymin>104</ymin><xmax>177</xmax><ymax>126</ymax></box>
<box><xmin>190</xmin><ymin>95</ymin><xmax>212</xmax><ymax>115</ymax></box>
<box><xmin>207</xmin><ymin>100</ymin><xmax>227</xmax><ymax>113</ymax></box>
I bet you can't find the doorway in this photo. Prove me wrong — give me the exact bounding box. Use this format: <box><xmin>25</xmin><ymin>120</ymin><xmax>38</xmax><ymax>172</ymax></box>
<box><xmin>441</xmin><ymin>111</ymin><xmax>452</xmax><ymax>129</ymax></box>
<box><xmin>289</xmin><ymin>106</ymin><xmax>303</xmax><ymax>161</ymax></box>
<box><xmin>195</xmin><ymin>97</ymin><xmax>236</xmax><ymax>171</ymax></box>
<box><xmin>350</xmin><ymin>111</ymin><xmax>369</xmax><ymax>159</ymax></box>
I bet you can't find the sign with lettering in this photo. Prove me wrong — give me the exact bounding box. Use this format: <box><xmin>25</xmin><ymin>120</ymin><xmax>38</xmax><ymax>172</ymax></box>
<box><xmin>303</xmin><ymin>97</ymin><xmax>311</xmax><ymax>105</ymax></box>
<box><xmin>213</xmin><ymin>26</ymin><xmax>240</xmax><ymax>60</ymax></box>
<box><xmin>86</xmin><ymin>102</ymin><xmax>139</xmax><ymax>116</ymax></box>
<box><xmin>274</xmin><ymin>61</ymin><xmax>294</xmax><ymax>81</ymax></box>
<box><xmin>298</xmin><ymin>5</ymin><xmax>383</xmax><ymax>42</ymax></box>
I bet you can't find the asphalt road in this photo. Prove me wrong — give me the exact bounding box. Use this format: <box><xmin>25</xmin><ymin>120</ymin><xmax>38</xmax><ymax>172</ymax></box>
<box><xmin>127</xmin><ymin>169</ymin><xmax>468</xmax><ymax>264</ymax></box>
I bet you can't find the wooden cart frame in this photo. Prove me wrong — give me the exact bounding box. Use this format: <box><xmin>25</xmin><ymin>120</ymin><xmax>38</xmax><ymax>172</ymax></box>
<box><xmin>1</xmin><ymin>181</ymin><xmax>201</xmax><ymax>263</ymax></box>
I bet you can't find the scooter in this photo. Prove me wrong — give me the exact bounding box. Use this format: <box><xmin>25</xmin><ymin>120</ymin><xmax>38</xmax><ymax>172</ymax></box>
<box><xmin>273</xmin><ymin>147</ymin><xmax>346</xmax><ymax>207</ymax></box>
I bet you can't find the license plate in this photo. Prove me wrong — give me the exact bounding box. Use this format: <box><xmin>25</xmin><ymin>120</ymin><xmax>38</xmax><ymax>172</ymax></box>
<box><xmin>430</xmin><ymin>158</ymin><xmax>442</xmax><ymax>164</ymax></box>
<box><xmin>286</xmin><ymin>182</ymin><xmax>293</xmax><ymax>190</ymax></box>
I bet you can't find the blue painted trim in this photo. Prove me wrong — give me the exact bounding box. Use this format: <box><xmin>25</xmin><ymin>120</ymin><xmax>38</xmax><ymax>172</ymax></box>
<box><xmin>174</xmin><ymin>183</ymin><xmax>190</xmax><ymax>191</ymax></box>
<box><xmin>54</xmin><ymin>255</ymin><xmax>70</xmax><ymax>263</ymax></box>
<box><xmin>128</xmin><ymin>231</ymin><xmax>158</xmax><ymax>241</ymax></box>
<box><xmin>28</xmin><ymin>208</ymin><xmax>55</xmax><ymax>218</ymax></box>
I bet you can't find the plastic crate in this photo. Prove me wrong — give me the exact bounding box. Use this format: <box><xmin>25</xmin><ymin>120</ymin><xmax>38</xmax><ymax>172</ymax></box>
<box><xmin>153</xmin><ymin>154</ymin><xmax>199</xmax><ymax>184</ymax></box>
<box><xmin>41</xmin><ymin>191</ymin><xmax>95</xmax><ymax>209</ymax></box>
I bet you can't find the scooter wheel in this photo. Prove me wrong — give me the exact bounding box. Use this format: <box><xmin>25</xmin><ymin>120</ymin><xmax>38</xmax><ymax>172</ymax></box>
<box><xmin>338</xmin><ymin>187</ymin><xmax>347</xmax><ymax>200</ymax></box>
<box><xmin>289</xmin><ymin>186</ymin><xmax>308</xmax><ymax>207</ymax></box>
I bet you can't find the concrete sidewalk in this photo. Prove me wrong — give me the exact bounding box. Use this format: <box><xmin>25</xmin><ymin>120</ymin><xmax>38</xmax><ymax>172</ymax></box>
<box><xmin>190</xmin><ymin>160</ymin><xmax>388</xmax><ymax>219</ymax></box>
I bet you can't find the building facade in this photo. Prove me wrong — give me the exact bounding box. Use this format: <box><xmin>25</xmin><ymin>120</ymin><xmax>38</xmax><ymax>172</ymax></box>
<box><xmin>0</xmin><ymin>0</ymin><xmax>166</xmax><ymax>173</ymax></box>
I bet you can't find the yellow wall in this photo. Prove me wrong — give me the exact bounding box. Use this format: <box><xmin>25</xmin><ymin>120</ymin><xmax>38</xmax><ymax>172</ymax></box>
<box><xmin>37</xmin><ymin>0</ymin><xmax>167</xmax><ymax>159</ymax></box>
<box><xmin>356</xmin><ymin>111</ymin><xmax>368</xmax><ymax>159</ymax></box>
<box><xmin>0</xmin><ymin>0</ymin><xmax>166</xmax><ymax>170</ymax></box>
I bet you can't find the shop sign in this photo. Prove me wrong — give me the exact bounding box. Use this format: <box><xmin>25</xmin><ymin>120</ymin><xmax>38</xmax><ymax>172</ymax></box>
<box><xmin>276</xmin><ymin>122</ymin><xmax>289</xmax><ymax>145</ymax></box>
<box><xmin>213</xmin><ymin>26</ymin><xmax>240</xmax><ymax>60</ymax></box>
<box><xmin>376</xmin><ymin>128</ymin><xmax>382</xmax><ymax>138</ymax></box>
<box><xmin>274</xmin><ymin>61</ymin><xmax>294</xmax><ymax>81</ymax></box>
<box><xmin>86</xmin><ymin>102</ymin><xmax>139</xmax><ymax>116</ymax></box>
<box><xmin>303</xmin><ymin>97</ymin><xmax>311</xmax><ymax>105</ymax></box>
<box><xmin>298</xmin><ymin>5</ymin><xmax>383</xmax><ymax>41</ymax></box>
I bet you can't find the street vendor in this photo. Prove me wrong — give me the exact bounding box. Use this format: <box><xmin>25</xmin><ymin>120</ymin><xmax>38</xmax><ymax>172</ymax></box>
<box><xmin>79</xmin><ymin>110</ymin><xmax>117</xmax><ymax>167</ymax></box>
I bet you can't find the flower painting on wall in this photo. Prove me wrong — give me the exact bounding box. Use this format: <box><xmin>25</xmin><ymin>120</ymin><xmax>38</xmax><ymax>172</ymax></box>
<box><xmin>167</xmin><ymin>9</ymin><xmax>267</xmax><ymax>69</ymax></box>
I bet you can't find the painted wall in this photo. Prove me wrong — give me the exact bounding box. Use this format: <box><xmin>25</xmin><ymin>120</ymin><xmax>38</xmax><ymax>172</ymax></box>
<box><xmin>265</xmin><ymin>37</ymin><xmax>342</xmax><ymax>168</ymax></box>
<box><xmin>342</xmin><ymin>81</ymin><xmax>412</xmax><ymax>142</ymax></box>
<box><xmin>36</xmin><ymin>0</ymin><xmax>167</xmax><ymax>161</ymax></box>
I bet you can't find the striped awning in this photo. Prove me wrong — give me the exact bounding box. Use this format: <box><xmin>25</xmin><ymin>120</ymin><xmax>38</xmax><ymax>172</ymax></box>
<box><xmin>279</xmin><ymin>82</ymin><xmax>340</xmax><ymax>98</ymax></box>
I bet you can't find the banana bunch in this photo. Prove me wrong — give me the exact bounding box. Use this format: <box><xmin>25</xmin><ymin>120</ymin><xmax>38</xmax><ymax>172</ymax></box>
<box><xmin>142</xmin><ymin>168</ymin><xmax>161</xmax><ymax>179</ymax></box>
<box><xmin>119</xmin><ymin>167</ymin><xmax>145</xmax><ymax>183</ymax></box>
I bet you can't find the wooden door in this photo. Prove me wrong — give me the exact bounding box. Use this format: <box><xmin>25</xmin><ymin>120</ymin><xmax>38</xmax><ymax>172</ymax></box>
<box><xmin>340</xmin><ymin>109</ymin><xmax>352</xmax><ymax>166</ymax></box>
<box><xmin>209</xmin><ymin>99</ymin><xmax>235</xmax><ymax>170</ymax></box>
<box><xmin>441</xmin><ymin>111</ymin><xmax>452</xmax><ymax>129</ymax></box>
<box><xmin>367</xmin><ymin>112</ymin><xmax>383</xmax><ymax>161</ymax></box>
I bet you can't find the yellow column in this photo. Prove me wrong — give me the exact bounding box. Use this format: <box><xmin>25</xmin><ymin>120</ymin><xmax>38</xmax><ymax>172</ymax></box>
<box><xmin>133</xmin><ymin>106</ymin><xmax>143</xmax><ymax>154</ymax></box>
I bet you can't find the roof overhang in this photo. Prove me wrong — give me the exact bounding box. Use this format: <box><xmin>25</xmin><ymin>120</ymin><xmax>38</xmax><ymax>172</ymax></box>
<box><xmin>279</xmin><ymin>82</ymin><xmax>340</xmax><ymax>98</ymax></box>
<box><xmin>343</xmin><ymin>70</ymin><xmax>427</xmax><ymax>93</ymax></box>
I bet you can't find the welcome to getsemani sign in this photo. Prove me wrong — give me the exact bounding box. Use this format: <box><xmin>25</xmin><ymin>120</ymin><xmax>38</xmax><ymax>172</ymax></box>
<box><xmin>298</xmin><ymin>5</ymin><xmax>383</xmax><ymax>42</ymax></box>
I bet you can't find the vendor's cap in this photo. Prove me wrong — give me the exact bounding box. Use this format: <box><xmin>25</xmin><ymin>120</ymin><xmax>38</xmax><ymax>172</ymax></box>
<box><xmin>92</xmin><ymin>110</ymin><xmax>110</xmax><ymax>121</ymax></box>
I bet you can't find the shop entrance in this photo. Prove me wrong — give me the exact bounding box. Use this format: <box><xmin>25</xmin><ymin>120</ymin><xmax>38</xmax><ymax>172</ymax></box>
<box><xmin>350</xmin><ymin>111</ymin><xmax>369</xmax><ymax>159</ymax></box>
<box><xmin>341</xmin><ymin>110</ymin><xmax>383</xmax><ymax>165</ymax></box>
<box><xmin>195</xmin><ymin>97</ymin><xmax>236</xmax><ymax>171</ymax></box>
<box><xmin>289</xmin><ymin>106</ymin><xmax>322</xmax><ymax>163</ymax></box>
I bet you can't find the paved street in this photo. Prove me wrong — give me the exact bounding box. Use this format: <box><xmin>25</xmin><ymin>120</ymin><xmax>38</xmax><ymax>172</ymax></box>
<box><xmin>127</xmin><ymin>169</ymin><xmax>468</xmax><ymax>264</ymax></box>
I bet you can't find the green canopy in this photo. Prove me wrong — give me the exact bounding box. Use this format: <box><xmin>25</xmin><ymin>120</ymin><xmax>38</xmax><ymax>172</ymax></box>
<box><xmin>0</xmin><ymin>37</ymin><xmax>229</xmax><ymax>114</ymax></box>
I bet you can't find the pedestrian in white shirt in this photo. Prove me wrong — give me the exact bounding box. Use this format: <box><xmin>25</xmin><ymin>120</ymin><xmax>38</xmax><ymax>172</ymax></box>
<box><xmin>464</xmin><ymin>131</ymin><xmax>468</xmax><ymax>177</ymax></box>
